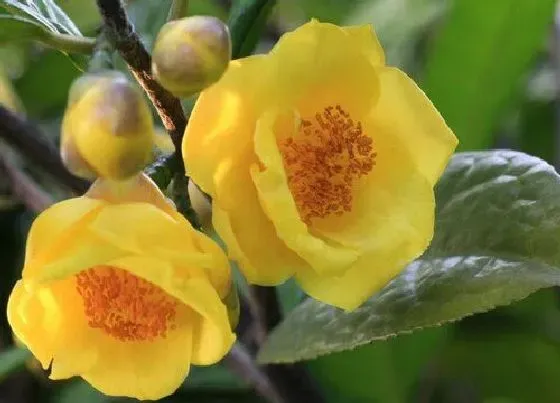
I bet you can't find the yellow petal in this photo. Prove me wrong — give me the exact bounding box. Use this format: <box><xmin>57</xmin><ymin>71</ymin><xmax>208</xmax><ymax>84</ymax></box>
<box><xmin>371</xmin><ymin>67</ymin><xmax>458</xmax><ymax>185</ymax></box>
<box><xmin>30</xmin><ymin>239</ymin><xmax>124</xmax><ymax>286</ymax></box>
<box><xmin>342</xmin><ymin>23</ymin><xmax>385</xmax><ymax>66</ymax></box>
<box><xmin>188</xmin><ymin>224</ymin><xmax>232</xmax><ymax>298</ymax></box>
<box><xmin>298</xmin><ymin>138</ymin><xmax>435</xmax><ymax>309</ymax></box>
<box><xmin>182</xmin><ymin>278</ymin><xmax>236</xmax><ymax>365</ymax></box>
<box><xmin>183</xmin><ymin>55</ymin><xmax>270</xmax><ymax>197</ymax></box>
<box><xmin>86</xmin><ymin>173</ymin><xmax>177</xmax><ymax>216</ymax></box>
<box><xmin>251</xmin><ymin>108</ymin><xmax>359</xmax><ymax>274</ymax></box>
<box><xmin>296</xmin><ymin>235</ymin><xmax>429</xmax><ymax>311</ymax></box>
<box><xmin>212</xmin><ymin>193</ymin><xmax>304</xmax><ymax>285</ymax></box>
<box><xmin>7</xmin><ymin>281</ymin><xmax>54</xmax><ymax>368</ymax></box>
<box><xmin>269</xmin><ymin>19</ymin><xmax>380</xmax><ymax>117</ymax></box>
<box><xmin>103</xmin><ymin>257</ymin><xmax>235</xmax><ymax>366</ymax></box>
<box><xmin>23</xmin><ymin>197</ymin><xmax>104</xmax><ymax>275</ymax></box>
<box><xmin>82</xmin><ymin>307</ymin><xmax>194</xmax><ymax>400</ymax></box>
<box><xmin>8</xmin><ymin>279</ymin><xmax>98</xmax><ymax>376</ymax></box>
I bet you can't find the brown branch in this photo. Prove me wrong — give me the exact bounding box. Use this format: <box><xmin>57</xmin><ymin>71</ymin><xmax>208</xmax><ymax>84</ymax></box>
<box><xmin>250</xmin><ymin>286</ymin><xmax>283</xmax><ymax>343</ymax></box>
<box><xmin>249</xmin><ymin>286</ymin><xmax>326</xmax><ymax>403</ymax></box>
<box><xmin>95</xmin><ymin>0</ymin><xmax>187</xmax><ymax>167</ymax></box>
<box><xmin>0</xmin><ymin>106</ymin><xmax>89</xmax><ymax>194</ymax></box>
<box><xmin>224</xmin><ymin>343</ymin><xmax>285</xmax><ymax>403</ymax></box>
<box><xmin>0</xmin><ymin>152</ymin><xmax>53</xmax><ymax>212</ymax></box>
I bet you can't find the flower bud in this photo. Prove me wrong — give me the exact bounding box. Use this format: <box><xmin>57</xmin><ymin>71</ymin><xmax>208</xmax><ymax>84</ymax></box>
<box><xmin>152</xmin><ymin>16</ymin><xmax>231</xmax><ymax>97</ymax></box>
<box><xmin>61</xmin><ymin>71</ymin><xmax>155</xmax><ymax>180</ymax></box>
<box><xmin>0</xmin><ymin>68</ymin><xmax>23</xmax><ymax>114</ymax></box>
<box><xmin>188</xmin><ymin>179</ymin><xmax>212</xmax><ymax>230</ymax></box>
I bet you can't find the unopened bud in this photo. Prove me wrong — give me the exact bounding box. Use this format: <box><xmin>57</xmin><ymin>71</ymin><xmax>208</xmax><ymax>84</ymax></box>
<box><xmin>61</xmin><ymin>71</ymin><xmax>155</xmax><ymax>180</ymax></box>
<box><xmin>188</xmin><ymin>179</ymin><xmax>212</xmax><ymax>230</ymax></box>
<box><xmin>152</xmin><ymin>16</ymin><xmax>231</xmax><ymax>97</ymax></box>
<box><xmin>0</xmin><ymin>69</ymin><xmax>23</xmax><ymax>114</ymax></box>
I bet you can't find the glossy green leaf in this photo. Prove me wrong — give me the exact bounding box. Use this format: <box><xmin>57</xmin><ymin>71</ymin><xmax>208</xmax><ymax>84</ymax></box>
<box><xmin>422</xmin><ymin>0</ymin><xmax>556</xmax><ymax>150</ymax></box>
<box><xmin>0</xmin><ymin>14</ymin><xmax>45</xmax><ymax>42</ymax></box>
<box><xmin>229</xmin><ymin>0</ymin><xmax>276</xmax><ymax>58</ymax></box>
<box><xmin>258</xmin><ymin>151</ymin><xmax>560</xmax><ymax>363</ymax></box>
<box><xmin>1</xmin><ymin>0</ymin><xmax>81</xmax><ymax>35</ymax></box>
<box><xmin>0</xmin><ymin>347</ymin><xmax>31</xmax><ymax>381</ymax></box>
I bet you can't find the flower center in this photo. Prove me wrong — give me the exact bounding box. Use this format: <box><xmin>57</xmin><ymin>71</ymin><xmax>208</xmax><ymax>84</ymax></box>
<box><xmin>279</xmin><ymin>105</ymin><xmax>376</xmax><ymax>224</ymax></box>
<box><xmin>76</xmin><ymin>266</ymin><xmax>179</xmax><ymax>342</ymax></box>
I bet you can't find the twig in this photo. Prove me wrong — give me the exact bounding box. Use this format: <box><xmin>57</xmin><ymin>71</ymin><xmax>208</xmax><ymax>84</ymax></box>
<box><xmin>0</xmin><ymin>152</ymin><xmax>53</xmax><ymax>212</ymax></box>
<box><xmin>95</xmin><ymin>0</ymin><xmax>187</xmax><ymax>165</ymax></box>
<box><xmin>224</xmin><ymin>343</ymin><xmax>284</xmax><ymax>403</ymax></box>
<box><xmin>41</xmin><ymin>32</ymin><xmax>96</xmax><ymax>54</ymax></box>
<box><xmin>0</xmin><ymin>106</ymin><xmax>89</xmax><ymax>194</ymax></box>
<box><xmin>250</xmin><ymin>286</ymin><xmax>282</xmax><ymax>341</ymax></box>
<box><xmin>249</xmin><ymin>286</ymin><xmax>326</xmax><ymax>403</ymax></box>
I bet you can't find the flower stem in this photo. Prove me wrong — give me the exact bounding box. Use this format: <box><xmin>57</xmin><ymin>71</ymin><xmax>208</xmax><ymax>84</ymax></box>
<box><xmin>41</xmin><ymin>31</ymin><xmax>96</xmax><ymax>54</ymax></box>
<box><xmin>88</xmin><ymin>30</ymin><xmax>114</xmax><ymax>73</ymax></box>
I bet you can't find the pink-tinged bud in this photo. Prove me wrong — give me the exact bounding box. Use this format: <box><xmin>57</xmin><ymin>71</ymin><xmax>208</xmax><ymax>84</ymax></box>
<box><xmin>152</xmin><ymin>16</ymin><xmax>231</xmax><ymax>97</ymax></box>
<box><xmin>61</xmin><ymin>71</ymin><xmax>155</xmax><ymax>180</ymax></box>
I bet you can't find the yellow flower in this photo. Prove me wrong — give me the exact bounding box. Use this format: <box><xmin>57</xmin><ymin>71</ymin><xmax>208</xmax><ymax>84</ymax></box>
<box><xmin>183</xmin><ymin>20</ymin><xmax>458</xmax><ymax>310</ymax></box>
<box><xmin>7</xmin><ymin>174</ymin><xmax>235</xmax><ymax>400</ymax></box>
<box><xmin>61</xmin><ymin>71</ymin><xmax>155</xmax><ymax>180</ymax></box>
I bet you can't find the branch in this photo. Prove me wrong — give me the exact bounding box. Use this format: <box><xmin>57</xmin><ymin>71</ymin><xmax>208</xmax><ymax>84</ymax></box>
<box><xmin>0</xmin><ymin>152</ymin><xmax>53</xmax><ymax>212</ymax></box>
<box><xmin>248</xmin><ymin>286</ymin><xmax>326</xmax><ymax>403</ymax></box>
<box><xmin>250</xmin><ymin>286</ymin><xmax>282</xmax><ymax>341</ymax></box>
<box><xmin>0</xmin><ymin>106</ymin><xmax>89</xmax><ymax>194</ymax></box>
<box><xmin>95</xmin><ymin>0</ymin><xmax>187</xmax><ymax>166</ymax></box>
<box><xmin>42</xmin><ymin>32</ymin><xmax>96</xmax><ymax>54</ymax></box>
<box><xmin>224</xmin><ymin>343</ymin><xmax>285</xmax><ymax>403</ymax></box>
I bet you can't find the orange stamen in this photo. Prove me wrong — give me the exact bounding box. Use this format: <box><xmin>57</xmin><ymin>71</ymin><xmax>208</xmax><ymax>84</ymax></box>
<box><xmin>279</xmin><ymin>105</ymin><xmax>376</xmax><ymax>224</ymax></box>
<box><xmin>76</xmin><ymin>266</ymin><xmax>179</xmax><ymax>342</ymax></box>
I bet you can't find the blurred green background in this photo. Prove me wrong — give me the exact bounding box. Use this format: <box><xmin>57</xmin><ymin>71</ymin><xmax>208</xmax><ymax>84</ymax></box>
<box><xmin>1</xmin><ymin>0</ymin><xmax>560</xmax><ymax>402</ymax></box>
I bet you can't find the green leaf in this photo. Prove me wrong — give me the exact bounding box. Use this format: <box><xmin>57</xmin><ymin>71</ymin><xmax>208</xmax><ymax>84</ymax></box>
<box><xmin>1</xmin><ymin>0</ymin><xmax>82</xmax><ymax>35</ymax></box>
<box><xmin>229</xmin><ymin>0</ymin><xmax>276</xmax><ymax>58</ymax></box>
<box><xmin>0</xmin><ymin>14</ymin><xmax>45</xmax><ymax>42</ymax></box>
<box><xmin>0</xmin><ymin>347</ymin><xmax>31</xmax><ymax>381</ymax></box>
<box><xmin>422</xmin><ymin>0</ymin><xmax>556</xmax><ymax>150</ymax></box>
<box><xmin>276</xmin><ymin>0</ymin><xmax>357</xmax><ymax>25</ymax></box>
<box><xmin>0</xmin><ymin>1</ymin><xmax>94</xmax><ymax>62</ymax></box>
<box><xmin>258</xmin><ymin>150</ymin><xmax>560</xmax><ymax>363</ymax></box>
<box><xmin>15</xmin><ymin>50</ymin><xmax>81</xmax><ymax>117</ymax></box>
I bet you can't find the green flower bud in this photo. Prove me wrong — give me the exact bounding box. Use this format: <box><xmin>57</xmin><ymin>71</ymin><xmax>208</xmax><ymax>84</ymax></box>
<box><xmin>61</xmin><ymin>71</ymin><xmax>155</xmax><ymax>180</ymax></box>
<box><xmin>188</xmin><ymin>179</ymin><xmax>212</xmax><ymax>230</ymax></box>
<box><xmin>152</xmin><ymin>16</ymin><xmax>231</xmax><ymax>97</ymax></box>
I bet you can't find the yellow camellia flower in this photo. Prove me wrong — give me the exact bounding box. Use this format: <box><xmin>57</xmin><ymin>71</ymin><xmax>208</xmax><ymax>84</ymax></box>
<box><xmin>7</xmin><ymin>174</ymin><xmax>235</xmax><ymax>400</ymax></box>
<box><xmin>183</xmin><ymin>20</ymin><xmax>458</xmax><ymax>310</ymax></box>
